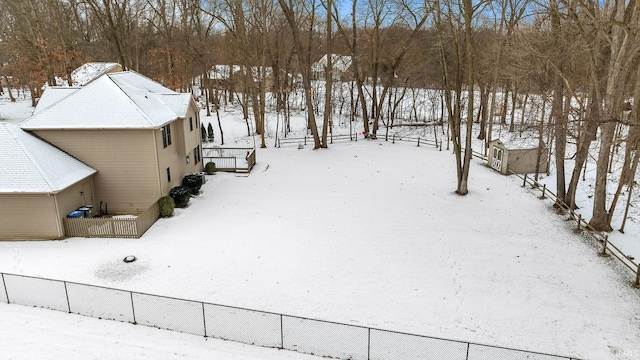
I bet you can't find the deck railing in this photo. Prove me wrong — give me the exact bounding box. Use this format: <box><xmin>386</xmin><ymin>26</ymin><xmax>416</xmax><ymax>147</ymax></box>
<box><xmin>203</xmin><ymin>147</ymin><xmax>256</xmax><ymax>173</ymax></box>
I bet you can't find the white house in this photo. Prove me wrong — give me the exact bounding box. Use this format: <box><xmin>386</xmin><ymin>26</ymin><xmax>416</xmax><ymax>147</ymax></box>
<box><xmin>311</xmin><ymin>54</ymin><xmax>353</xmax><ymax>81</ymax></box>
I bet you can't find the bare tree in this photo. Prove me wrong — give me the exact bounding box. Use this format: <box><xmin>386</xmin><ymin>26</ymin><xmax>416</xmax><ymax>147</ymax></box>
<box><xmin>278</xmin><ymin>0</ymin><xmax>322</xmax><ymax>149</ymax></box>
<box><xmin>588</xmin><ymin>0</ymin><xmax>640</xmax><ymax>231</ymax></box>
<box><xmin>84</xmin><ymin>0</ymin><xmax>135</xmax><ymax>70</ymax></box>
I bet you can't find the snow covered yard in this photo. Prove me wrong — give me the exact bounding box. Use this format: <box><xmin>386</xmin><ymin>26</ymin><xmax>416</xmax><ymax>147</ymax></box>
<box><xmin>2</xmin><ymin>127</ymin><xmax>640</xmax><ymax>359</ymax></box>
<box><xmin>1</xmin><ymin>97</ymin><xmax>640</xmax><ymax>359</ymax></box>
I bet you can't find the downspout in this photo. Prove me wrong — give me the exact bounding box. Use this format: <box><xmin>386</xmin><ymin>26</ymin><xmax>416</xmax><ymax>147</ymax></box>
<box><xmin>152</xmin><ymin>129</ymin><xmax>163</xmax><ymax>198</ymax></box>
<box><xmin>52</xmin><ymin>193</ymin><xmax>64</xmax><ymax>238</ymax></box>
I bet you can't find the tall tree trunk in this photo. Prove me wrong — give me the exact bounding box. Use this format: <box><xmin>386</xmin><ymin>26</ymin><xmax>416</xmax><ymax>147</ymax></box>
<box><xmin>590</xmin><ymin>0</ymin><xmax>639</xmax><ymax>231</ymax></box>
<box><xmin>322</xmin><ymin>0</ymin><xmax>333</xmax><ymax>148</ymax></box>
<box><xmin>457</xmin><ymin>0</ymin><xmax>475</xmax><ymax>195</ymax></box>
<box><xmin>278</xmin><ymin>0</ymin><xmax>321</xmax><ymax>149</ymax></box>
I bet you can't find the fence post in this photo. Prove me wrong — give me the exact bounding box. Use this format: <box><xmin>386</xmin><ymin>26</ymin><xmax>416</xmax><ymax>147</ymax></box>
<box><xmin>280</xmin><ymin>314</ymin><xmax>284</xmax><ymax>349</ymax></box>
<box><xmin>367</xmin><ymin>328</ymin><xmax>371</xmax><ymax>360</ymax></box>
<box><xmin>439</xmin><ymin>141</ymin><xmax>443</xmax><ymax>151</ymax></box>
<box><xmin>576</xmin><ymin>214</ymin><xmax>582</xmax><ymax>231</ymax></box>
<box><xmin>635</xmin><ymin>266</ymin><xmax>640</xmax><ymax>288</ymax></box>
<box><xmin>466</xmin><ymin>343</ymin><xmax>470</xmax><ymax>360</ymax></box>
<box><xmin>202</xmin><ymin>302</ymin><xmax>207</xmax><ymax>337</ymax></box>
<box><xmin>417</xmin><ymin>137</ymin><xmax>421</xmax><ymax>147</ymax></box>
<box><xmin>392</xmin><ymin>134</ymin><xmax>395</xmax><ymax>144</ymax></box>
<box><xmin>1</xmin><ymin>273</ymin><xmax>9</xmax><ymax>303</ymax></box>
<box><xmin>599</xmin><ymin>235</ymin><xmax>611</xmax><ymax>257</ymax></box>
<box><xmin>63</xmin><ymin>281</ymin><xmax>71</xmax><ymax>313</ymax></box>
<box><xmin>522</xmin><ymin>174</ymin><xmax>527</xmax><ymax>187</ymax></box>
<box><xmin>130</xmin><ymin>292</ymin><xmax>137</xmax><ymax>324</ymax></box>
<box><xmin>540</xmin><ymin>184</ymin><xmax>547</xmax><ymax>199</ymax></box>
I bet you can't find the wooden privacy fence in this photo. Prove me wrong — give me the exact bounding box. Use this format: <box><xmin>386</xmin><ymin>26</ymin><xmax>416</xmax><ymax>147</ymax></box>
<box><xmin>63</xmin><ymin>201</ymin><xmax>159</xmax><ymax>239</ymax></box>
<box><xmin>202</xmin><ymin>147</ymin><xmax>256</xmax><ymax>173</ymax></box>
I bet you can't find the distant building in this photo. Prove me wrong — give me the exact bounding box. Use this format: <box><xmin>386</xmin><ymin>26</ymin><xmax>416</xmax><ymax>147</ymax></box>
<box><xmin>488</xmin><ymin>139</ymin><xmax>549</xmax><ymax>175</ymax></box>
<box><xmin>200</xmin><ymin>65</ymin><xmax>274</xmax><ymax>91</ymax></box>
<box><xmin>311</xmin><ymin>54</ymin><xmax>352</xmax><ymax>81</ymax></box>
<box><xmin>54</xmin><ymin>62</ymin><xmax>123</xmax><ymax>87</ymax></box>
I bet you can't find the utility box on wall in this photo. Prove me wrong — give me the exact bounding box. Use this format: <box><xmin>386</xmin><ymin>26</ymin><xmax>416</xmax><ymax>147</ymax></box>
<box><xmin>488</xmin><ymin>139</ymin><xmax>549</xmax><ymax>175</ymax></box>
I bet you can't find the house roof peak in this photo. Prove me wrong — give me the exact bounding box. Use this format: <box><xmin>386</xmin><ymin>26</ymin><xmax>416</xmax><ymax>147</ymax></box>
<box><xmin>21</xmin><ymin>70</ymin><xmax>193</xmax><ymax>130</ymax></box>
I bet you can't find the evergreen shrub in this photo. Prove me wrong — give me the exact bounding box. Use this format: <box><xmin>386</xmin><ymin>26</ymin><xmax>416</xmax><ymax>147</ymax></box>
<box><xmin>158</xmin><ymin>196</ymin><xmax>175</xmax><ymax>217</ymax></box>
<box><xmin>207</xmin><ymin>123</ymin><xmax>215</xmax><ymax>141</ymax></box>
<box><xmin>205</xmin><ymin>162</ymin><xmax>216</xmax><ymax>175</ymax></box>
<box><xmin>169</xmin><ymin>186</ymin><xmax>192</xmax><ymax>208</ymax></box>
<box><xmin>182</xmin><ymin>174</ymin><xmax>203</xmax><ymax>195</ymax></box>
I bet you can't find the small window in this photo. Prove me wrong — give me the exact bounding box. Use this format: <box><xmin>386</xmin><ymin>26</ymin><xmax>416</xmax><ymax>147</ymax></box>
<box><xmin>189</xmin><ymin>117</ymin><xmax>193</xmax><ymax>131</ymax></box>
<box><xmin>166</xmin><ymin>167</ymin><xmax>171</xmax><ymax>182</ymax></box>
<box><xmin>162</xmin><ymin>124</ymin><xmax>172</xmax><ymax>148</ymax></box>
<box><xmin>194</xmin><ymin>145</ymin><xmax>201</xmax><ymax>164</ymax></box>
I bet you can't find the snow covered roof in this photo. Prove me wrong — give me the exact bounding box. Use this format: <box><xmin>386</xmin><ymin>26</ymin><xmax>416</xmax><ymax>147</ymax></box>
<box><xmin>34</xmin><ymin>87</ymin><xmax>80</xmax><ymax>114</ymax></box>
<box><xmin>207</xmin><ymin>65</ymin><xmax>242</xmax><ymax>80</ymax></box>
<box><xmin>71</xmin><ymin>62</ymin><xmax>122</xmax><ymax>86</ymax></box>
<box><xmin>0</xmin><ymin>122</ymin><xmax>96</xmax><ymax>193</ymax></box>
<box><xmin>21</xmin><ymin>71</ymin><xmax>190</xmax><ymax>130</ymax></box>
<box><xmin>312</xmin><ymin>54</ymin><xmax>352</xmax><ymax>73</ymax></box>
<box><xmin>206</xmin><ymin>65</ymin><xmax>272</xmax><ymax>81</ymax></box>
<box><xmin>155</xmin><ymin>94</ymin><xmax>193</xmax><ymax>117</ymax></box>
<box><xmin>491</xmin><ymin>137</ymin><xmax>544</xmax><ymax>150</ymax></box>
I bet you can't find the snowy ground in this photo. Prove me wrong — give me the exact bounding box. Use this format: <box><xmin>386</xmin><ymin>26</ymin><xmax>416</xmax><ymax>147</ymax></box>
<box><xmin>2</xmin><ymin>95</ymin><xmax>640</xmax><ymax>360</ymax></box>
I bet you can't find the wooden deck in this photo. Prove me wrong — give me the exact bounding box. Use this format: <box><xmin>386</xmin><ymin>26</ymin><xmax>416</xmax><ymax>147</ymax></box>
<box><xmin>202</xmin><ymin>147</ymin><xmax>256</xmax><ymax>173</ymax></box>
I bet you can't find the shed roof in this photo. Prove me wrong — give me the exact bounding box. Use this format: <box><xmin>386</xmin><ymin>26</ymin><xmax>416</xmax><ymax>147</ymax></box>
<box><xmin>490</xmin><ymin>137</ymin><xmax>544</xmax><ymax>150</ymax></box>
<box><xmin>0</xmin><ymin>123</ymin><xmax>96</xmax><ymax>193</ymax></box>
<box><xmin>21</xmin><ymin>71</ymin><xmax>191</xmax><ymax>130</ymax></box>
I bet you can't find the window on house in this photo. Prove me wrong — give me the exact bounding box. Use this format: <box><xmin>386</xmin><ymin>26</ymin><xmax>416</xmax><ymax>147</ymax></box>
<box><xmin>194</xmin><ymin>145</ymin><xmax>201</xmax><ymax>164</ymax></box>
<box><xmin>189</xmin><ymin>117</ymin><xmax>193</xmax><ymax>131</ymax></box>
<box><xmin>167</xmin><ymin>167</ymin><xmax>171</xmax><ymax>182</ymax></box>
<box><xmin>162</xmin><ymin>124</ymin><xmax>172</xmax><ymax>148</ymax></box>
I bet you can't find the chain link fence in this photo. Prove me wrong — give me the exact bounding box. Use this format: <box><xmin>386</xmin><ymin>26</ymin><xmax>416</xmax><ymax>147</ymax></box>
<box><xmin>0</xmin><ymin>272</ymin><xmax>580</xmax><ymax>360</ymax></box>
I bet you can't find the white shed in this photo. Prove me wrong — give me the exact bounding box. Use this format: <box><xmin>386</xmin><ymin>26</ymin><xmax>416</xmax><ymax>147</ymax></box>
<box><xmin>488</xmin><ymin>138</ymin><xmax>548</xmax><ymax>175</ymax></box>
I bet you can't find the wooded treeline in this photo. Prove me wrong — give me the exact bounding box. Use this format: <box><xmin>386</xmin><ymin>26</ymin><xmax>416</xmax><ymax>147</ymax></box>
<box><xmin>1</xmin><ymin>0</ymin><xmax>639</xmax><ymax>232</ymax></box>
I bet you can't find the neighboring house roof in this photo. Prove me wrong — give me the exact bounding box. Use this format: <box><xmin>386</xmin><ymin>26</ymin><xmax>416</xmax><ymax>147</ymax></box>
<box><xmin>53</xmin><ymin>62</ymin><xmax>123</xmax><ymax>87</ymax></box>
<box><xmin>0</xmin><ymin>122</ymin><xmax>96</xmax><ymax>193</ymax></box>
<box><xmin>21</xmin><ymin>71</ymin><xmax>192</xmax><ymax>130</ymax></box>
<box><xmin>205</xmin><ymin>65</ymin><xmax>272</xmax><ymax>82</ymax></box>
<box><xmin>312</xmin><ymin>54</ymin><xmax>352</xmax><ymax>73</ymax></box>
<box><xmin>207</xmin><ymin>65</ymin><xmax>242</xmax><ymax>80</ymax></box>
<box><xmin>71</xmin><ymin>62</ymin><xmax>123</xmax><ymax>86</ymax></box>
